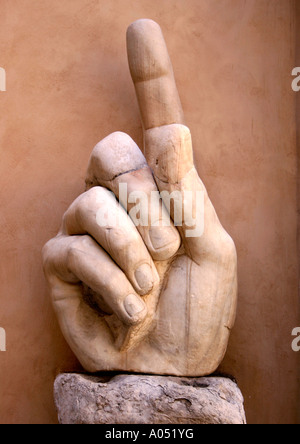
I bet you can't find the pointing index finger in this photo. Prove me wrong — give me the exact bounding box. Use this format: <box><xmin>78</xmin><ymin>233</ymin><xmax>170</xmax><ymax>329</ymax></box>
<box><xmin>126</xmin><ymin>19</ymin><xmax>185</xmax><ymax>130</ymax></box>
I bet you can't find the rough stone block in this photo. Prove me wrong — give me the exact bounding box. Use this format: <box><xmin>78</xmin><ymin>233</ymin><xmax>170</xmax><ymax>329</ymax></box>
<box><xmin>54</xmin><ymin>373</ymin><xmax>246</xmax><ymax>424</ymax></box>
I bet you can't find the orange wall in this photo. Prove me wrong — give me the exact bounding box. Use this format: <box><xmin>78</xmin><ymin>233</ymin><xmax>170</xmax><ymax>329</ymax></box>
<box><xmin>0</xmin><ymin>0</ymin><xmax>298</xmax><ymax>424</ymax></box>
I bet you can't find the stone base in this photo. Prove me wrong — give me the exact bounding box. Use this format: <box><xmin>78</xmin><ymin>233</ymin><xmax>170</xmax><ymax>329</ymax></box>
<box><xmin>54</xmin><ymin>373</ymin><xmax>246</xmax><ymax>425</ymax></box>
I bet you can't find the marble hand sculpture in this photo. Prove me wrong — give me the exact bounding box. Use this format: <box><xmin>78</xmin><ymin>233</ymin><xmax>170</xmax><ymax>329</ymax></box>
<box><xmin>43</xmin><ymin>19</ymin><xmax>237</xmax><ymax>376</ymax></box>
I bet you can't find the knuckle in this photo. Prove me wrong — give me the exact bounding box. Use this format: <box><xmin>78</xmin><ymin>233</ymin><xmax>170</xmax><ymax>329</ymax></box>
<box><xmin>83</xmin><ymin>186</ymin><xmax>113</xmax><ymax>208</ymax></box>
<box><xmin>78</xmin><ymin>188</ymin><xmax>98</xmax><ymax>212</ymax></box>
<box><xmin>66</xmin><ymin>236</ymin><xmax>90</xmax><ymax>262</ymax></box>
<box><xmin>66</xmin><ymin>241</ymin><xmax>84</xmax><ymax>269</ymax></box>
<box><xmin>42</xmin><ymin>237</ymin><xmax>58</xmax><ymax>267</ymax></box>
<box><xmin>42</xmin><ymin>239</ymin><xmax>52</xmax><ymax>260</ymax></box>
<box><xmin>69</xmin><ymin>188</ymin><xmax>105</xmax><ymax>225</ymax></box>
<box><xmin>205</xmin><ymin>230</ymin><xmax>237</xmax><ymax>264</ymax></box>
<box><xmin>145</xmin><ymin>125</ymin><xmax>194</xmax><ymax>184</ymax></box>
<box><xmin>42</xmin><ymin>237</ymin><xmax>68</xmax><ymax>278</ymax></box>
<box><xmin>110</xmin><ymin>227</ymin><xmax>140</xmax><ymax>252</ymax></box>
<box><xmin>66</xmin><ymin>246</ymin><xmax>78</xmax><ymax>267</ymax></box>
<box><xmin>219</xmin><ymin>233</ymin><xmax>237</xmax><ymax>262</ymax></box>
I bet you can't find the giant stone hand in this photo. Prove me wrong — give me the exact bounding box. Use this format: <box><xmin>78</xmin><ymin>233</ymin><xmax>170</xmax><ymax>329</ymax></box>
<box><xmin>42</xmin><ymin>19</ymin><xmax>237</xmax><ymax>376</ymax></box>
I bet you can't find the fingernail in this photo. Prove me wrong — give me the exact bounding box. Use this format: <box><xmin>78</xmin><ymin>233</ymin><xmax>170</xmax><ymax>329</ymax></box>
<box><xmin>124</xmin><ymin>294</ymin><xmax>146</xmax><ymax>324</ymax></box>
<box><xmin>149</xmin><ymin>227</ymin><xmax>181</xmax><ymax>261</ymax></box>
<box><xmin>134</xmin><ymin>263</ymin><xmax>154</xmax><ymax>294</ymax></box>
<box><xmin>149</xmin><ymin>226</ymin><xmax>178</xmax><ymax>250</ymax></box>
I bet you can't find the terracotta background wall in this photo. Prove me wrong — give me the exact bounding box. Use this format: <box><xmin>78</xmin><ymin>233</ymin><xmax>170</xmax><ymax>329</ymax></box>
<box><xmin>0</xmin><ymin>0</ymin><xmax>299</xmax><ymax>424</ymax></box>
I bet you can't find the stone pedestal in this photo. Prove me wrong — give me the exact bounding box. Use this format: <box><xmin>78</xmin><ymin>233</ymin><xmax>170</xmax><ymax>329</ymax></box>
<box><xmin>54</xmin><ymin>373</ymin><xmax>246</xmax><ymax>424</ymax></box>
